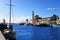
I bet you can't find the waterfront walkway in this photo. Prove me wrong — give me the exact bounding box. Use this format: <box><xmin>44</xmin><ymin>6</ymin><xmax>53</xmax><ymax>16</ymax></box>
<box><xmin>0</xmin><ymin>31</ymin><xmax>6</xmax><ymax>40</ymax></box>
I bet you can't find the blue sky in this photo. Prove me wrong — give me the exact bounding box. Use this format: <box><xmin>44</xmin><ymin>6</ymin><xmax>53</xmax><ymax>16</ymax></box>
<box><xmin>0</xmin><ymin>0</ymin><xmax>60</xmax><ymax>23</ymax></box>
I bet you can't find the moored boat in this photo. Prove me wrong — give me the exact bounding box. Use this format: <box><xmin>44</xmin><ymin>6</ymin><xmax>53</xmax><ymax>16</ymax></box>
<box><xmin>0</xmin><ymin>23</ymin><xmax>16</xmax><ymax>40</ymax></box>
<box><xmin>34</xmin><ymin>24</ymin><xmax>53</xmax><ymax>27</ymax></box>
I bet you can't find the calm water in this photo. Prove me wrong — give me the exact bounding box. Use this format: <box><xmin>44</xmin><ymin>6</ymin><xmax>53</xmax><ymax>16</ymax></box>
<box><xmin>13</xmin><ymin>24</ymin><xmax>60</xmax><ymax>40</ymax></box>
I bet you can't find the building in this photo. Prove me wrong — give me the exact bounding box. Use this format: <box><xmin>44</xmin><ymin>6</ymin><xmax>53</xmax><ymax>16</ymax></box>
<box><xmin>31</xmin><ymin>11</ymin><xmax>60</xmax><ymax>26</ymax></box>
<box><xmin>32</xmin><ymin>11</ymin><xmax>35</xmax><ymax>25</ymax></box>
<box><xmin>56</xmin><ymin>19</ymin><xmax>60</xmax><ymax>25</ymax></box>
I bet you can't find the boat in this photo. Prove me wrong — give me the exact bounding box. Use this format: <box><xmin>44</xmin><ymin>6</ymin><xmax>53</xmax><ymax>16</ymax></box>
<box><xmin>0</xmin><ymin>23</ymin><xmax>16</xmax><ymax>40</ymax></box>
<box><xmin>0</xmin><ymin>0</ymin><xmax>16</xmax><ymax>40</ymax></box>
<box><xmin>19</xmin><ymin>23</ymin><xmax>26</xmax><ymax>25</ymax></box>
<box><xmin>25</xmin><ymin>23</ymin><xmax>33</xmax><ymax>26</ymax></box>
<box><xmin>35</xmin><ymin>24</ymin><xmax>53</xmax><ymax>27</ymax></box>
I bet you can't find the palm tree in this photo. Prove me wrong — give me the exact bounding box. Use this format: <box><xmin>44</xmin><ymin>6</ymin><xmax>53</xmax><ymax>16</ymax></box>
<box><xmin>26</xmin><ymin>19</ymin><xmax>28</xmax><ymax>24</ymax></box>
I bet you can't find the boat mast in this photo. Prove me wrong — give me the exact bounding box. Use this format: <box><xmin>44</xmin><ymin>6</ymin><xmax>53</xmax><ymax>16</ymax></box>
<box><xmin>9</xmin><ymin>0</ymin><xmax>12</xmax><ymax>26</ymax></box>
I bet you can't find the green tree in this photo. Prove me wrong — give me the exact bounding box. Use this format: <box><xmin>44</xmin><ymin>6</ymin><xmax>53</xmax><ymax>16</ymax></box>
<box><xmin>26</xmin><ymin>19</ymin><xmax>28</xmax><ymax>23</ymax></box>
<box><xmin>35</xmin><ymin>15</ymin><xmax>42</xmax><ymax>22</ymax></box>
<box><xmin>50</xmin><ymin>14</ymin><xmax>59</xmax><ymax>21</ymax></box>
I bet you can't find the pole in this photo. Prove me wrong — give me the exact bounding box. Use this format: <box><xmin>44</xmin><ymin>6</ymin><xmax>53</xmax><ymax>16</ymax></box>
<box><xmin>9</xmin><ymin>0</ymin><xmax>12</xmax><ymax>26</ymax></box>
<box><xmin>9</xmin><ymin>0</ymin><xmax>13</xmax><ymax>30</ymax></box>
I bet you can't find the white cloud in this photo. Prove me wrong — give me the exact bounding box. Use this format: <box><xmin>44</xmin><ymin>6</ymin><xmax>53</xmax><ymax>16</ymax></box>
<box><xmin>47</xmin><ymin>8</ymin><xmax>57</xmax><ymax>11</ymax></box>
<box><xmin>0</xmin><ymin>16</ymin><xmax>32</xmax><ymax>23</ymax></box>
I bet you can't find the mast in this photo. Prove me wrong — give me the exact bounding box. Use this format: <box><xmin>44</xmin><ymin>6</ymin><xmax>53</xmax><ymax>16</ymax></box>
<box><xmin>9</xmin><ymin>0</ymin><xmax>12</xmax><ymax>26</ymax></box>
<box><xmin>9</xmin><ymin>0</ymin><xmax>13</xmax><ymax>30</ymax></box>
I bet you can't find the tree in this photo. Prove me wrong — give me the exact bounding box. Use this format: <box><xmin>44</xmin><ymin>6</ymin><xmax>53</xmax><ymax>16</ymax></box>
<box><xmin>26</xmin><ymin>19</ymin><xmax>28</xmax><ymax>23</ymax></box>
<box><xmin>35</xmin><ymin>15</ymin><xmax>42</xmax><ymax>22</ymax></box>
<box><xmin>50</xmin><ymin>14</ymin><xmax>59</xmax><ymax>21</ymax></box>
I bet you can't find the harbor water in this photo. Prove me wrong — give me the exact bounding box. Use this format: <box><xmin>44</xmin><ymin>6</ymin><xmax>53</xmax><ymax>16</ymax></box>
<box><xmin>13</xmin><ymin>24</ymin><xmax>60</xmax><ymax>40</ymax></box>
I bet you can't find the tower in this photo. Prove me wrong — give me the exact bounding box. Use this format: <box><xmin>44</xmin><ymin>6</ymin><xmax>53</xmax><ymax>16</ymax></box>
<box><xmin>32</xmin><ymin>11</ymin><xmax>35</xmax><ymax>25</ymax></box>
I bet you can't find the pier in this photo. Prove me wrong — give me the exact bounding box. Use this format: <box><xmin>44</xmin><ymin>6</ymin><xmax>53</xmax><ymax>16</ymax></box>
<box><xmin>0</xmin><ymin>31</ymin><xmax>6</xmax><ymax>40</ymax></box>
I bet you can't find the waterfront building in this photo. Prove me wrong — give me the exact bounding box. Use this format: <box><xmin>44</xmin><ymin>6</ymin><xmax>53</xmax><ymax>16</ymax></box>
<box><xmin>31</xmin><ymin>11</ymin><xmax>60</xmax><ymax>26</ymax></box>
<box><xmin>32</xmin><ymin>11</ymin><xmax>35</xmax><ymax>25</ymax></box>
<box><xmin>56</xmin><ymin>19</ymin><xmax>60</xmax><ymax>25</ymax></box>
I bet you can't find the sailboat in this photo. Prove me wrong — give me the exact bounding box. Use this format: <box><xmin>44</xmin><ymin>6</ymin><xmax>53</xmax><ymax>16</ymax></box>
<box><xmin>0</xmin><ymin>0</ymin><xmax>16</xmax><ymax>40</ymax></box>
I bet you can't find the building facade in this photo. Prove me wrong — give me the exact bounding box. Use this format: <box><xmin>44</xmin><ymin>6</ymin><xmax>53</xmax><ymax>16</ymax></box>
<box><xmin>32</xmin><ymin>11</ymin><xmax>60</xmax><ymax>26</ymax></box>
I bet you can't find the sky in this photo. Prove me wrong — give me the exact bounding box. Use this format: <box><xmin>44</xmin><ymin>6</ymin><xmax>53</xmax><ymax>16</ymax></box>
<box><xmin>0</xmin><ymin>0</ymin><xmax>60</xmax><ymax>23</ymax></box>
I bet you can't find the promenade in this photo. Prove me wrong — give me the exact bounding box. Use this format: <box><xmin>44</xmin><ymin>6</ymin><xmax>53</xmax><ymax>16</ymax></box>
<box><xmin>0</xmin><ymin>31</ymin><xmax>6</xmax><ymax>40</ymax></box>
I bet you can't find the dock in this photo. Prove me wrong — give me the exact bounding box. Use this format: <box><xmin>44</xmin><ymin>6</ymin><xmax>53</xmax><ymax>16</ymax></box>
<box><xmin>0</xmin><ymin>31</ymin><xmax>6</xmax><ymax>40</ymax></box>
